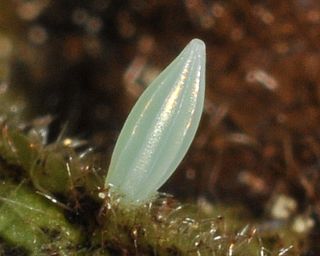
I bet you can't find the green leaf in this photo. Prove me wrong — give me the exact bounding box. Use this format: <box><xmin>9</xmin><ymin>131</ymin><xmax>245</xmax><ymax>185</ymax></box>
<box><xmin>0</xmin><ymin>182</ymin><xmax>82</xmax><ymax>255</ymax></box>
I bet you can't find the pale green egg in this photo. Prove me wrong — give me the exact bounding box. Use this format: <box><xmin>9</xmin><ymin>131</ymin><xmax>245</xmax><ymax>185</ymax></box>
<box><xmin>105</xmin><ymin>39</ymin><xmax>206</xmax><ymax>204</ymax></box>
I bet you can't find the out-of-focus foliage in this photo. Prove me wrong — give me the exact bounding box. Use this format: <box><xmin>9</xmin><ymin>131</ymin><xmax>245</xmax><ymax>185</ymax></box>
<box><xmin>0</xmin><ymin>182</ymin><xmax>82</xmax><ymax>255</ymax></box>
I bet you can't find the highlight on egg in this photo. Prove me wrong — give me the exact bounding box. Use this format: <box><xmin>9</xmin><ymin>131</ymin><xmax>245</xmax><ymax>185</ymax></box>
<box><xmin>105</xmin><ymin>39</ymin><xmax>206</xmax><ymax>204</ymax></box>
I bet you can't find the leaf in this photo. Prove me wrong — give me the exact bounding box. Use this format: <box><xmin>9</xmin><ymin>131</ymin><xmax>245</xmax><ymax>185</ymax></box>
<box><xmin>0</xmin><ymin>182</ymin><xmax>82</xmax><ymax>255</ymax></box>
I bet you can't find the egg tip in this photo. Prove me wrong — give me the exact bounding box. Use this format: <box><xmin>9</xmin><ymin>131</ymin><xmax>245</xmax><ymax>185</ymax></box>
<box><xmin>190</xmin><ymin>38</ymin><xmax>206</xmax><ymax>53</ymax></box>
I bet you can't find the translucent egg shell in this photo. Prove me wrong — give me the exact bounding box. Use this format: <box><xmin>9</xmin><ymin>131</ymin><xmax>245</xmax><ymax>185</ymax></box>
<box><xmin>105</xmin><ymin>39</ymin><xmax>206</xmax><ymax>204</ymax></box>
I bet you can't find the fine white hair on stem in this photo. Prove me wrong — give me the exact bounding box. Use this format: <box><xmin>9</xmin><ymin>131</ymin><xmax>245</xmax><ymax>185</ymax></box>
<box><xmin>106</xmin><ymin>39</ymin><xmax>206</xmax><ymax>204</ymax></box>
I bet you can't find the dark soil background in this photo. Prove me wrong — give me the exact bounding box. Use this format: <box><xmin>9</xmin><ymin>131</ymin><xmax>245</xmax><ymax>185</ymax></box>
<box><xmin>1</xmin><ymin>0</ymin><xmax>320</xmax><ymax>254</ymax></box>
